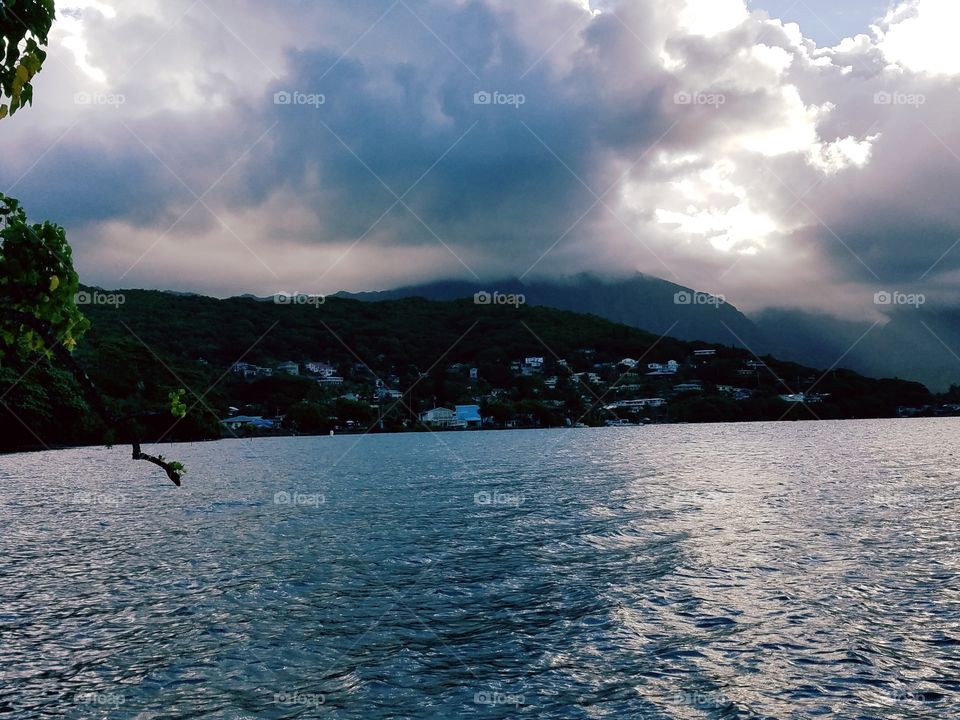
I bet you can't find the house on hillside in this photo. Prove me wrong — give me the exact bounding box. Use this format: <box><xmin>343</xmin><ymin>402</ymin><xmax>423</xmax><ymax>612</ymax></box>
<box><xmin>780</xmin><ymin>392</ymin><xmax>827</xmax><ymax>404</ymax></box>
<box><xmin>718</xmin><ymin>385</ymin><xmax>752</xmax><ymax>400</ymax></box>
<box><xmin>420</xmin><ymin>407</ymin><xmax>455</xmax><ymax>427</ymax></box>
<box><xmin>305</xmin><ymin>361</ymin><xmax>338</xmax><ymax>377</ymax></box>
<box><xmin>604</xmin><ymin>398</ymin><xmax>666</xmax><ymax>410</ymax></box>
<box><xmin>276</xmin><ymin>361</ymin><xmax>299</xmax><ymax>375</ymax></box>
<box><xmin>231</xmin><ymin>362</ymin><xmax>273</xmax><ymax>379</ymax></box>
<box><xmin>455</xmin><ymin>405</ymin><xmax>483</xmax><ymax>428</ymax></box>
<box><xmin>647</xmin><ymin>360</ymin><xmax>679</xmax><ymax>375</ymax></box>
<box><xmin>222</xmin><ymin>415</ymin><xmax>276</xmax><ymax>430</ymax></box>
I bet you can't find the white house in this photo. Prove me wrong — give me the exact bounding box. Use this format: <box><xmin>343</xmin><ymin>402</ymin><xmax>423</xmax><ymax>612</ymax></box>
<box><xmin>605</xmin><ymin>398</ymin><xmax>666</xmax><ymax>410</ymax></box>
<box><xmin>647</xmin><ymin>360</ymin><xmax>679</xmax><ymax>375</ymax></box>
<box><xmin>276</xmin><ymin>361</ymin><xmax>299</xmax><ymax>375</ymax></box>
<box><xmin>305</xmin><ymin>361</ymin><xmax>338</xmax><ymax>377</ymax></box>
<box><xmin>420</xmin><ymin>407</ymin><xmax>455</xmax><ymax>427</ymax></box>
<box><xmin>780</xmin><ymin>392</ymin><xmax>826</xmax><ymax>404</ymax></box>
<box><xmin>231</xmin><ymin>362</ymin><xmax>273</xmax><ymax>379</ymax></box>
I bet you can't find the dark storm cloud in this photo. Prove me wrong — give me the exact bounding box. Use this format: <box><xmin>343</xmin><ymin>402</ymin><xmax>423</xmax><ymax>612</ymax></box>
<box><xmin>235</xmin><ymin>1</ymin><xmax>679</xmax><ymax>268</ymax></box>
<box><xmin>4</xmin><ymin>0</ymin><xmax>960</xmax><ymax>317</ymax></box>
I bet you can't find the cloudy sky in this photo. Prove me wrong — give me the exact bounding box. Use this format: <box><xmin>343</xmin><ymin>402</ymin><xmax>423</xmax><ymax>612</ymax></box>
<box><xmin>2</xmin><ymin>0</ymin><xmax>959</xmax><ymax>321</ymax></box>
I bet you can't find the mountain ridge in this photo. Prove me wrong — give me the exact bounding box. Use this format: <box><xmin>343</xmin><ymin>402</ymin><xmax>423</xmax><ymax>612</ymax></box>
<box><xmin>329</xmin><ymin>273</ymin><xmax>960</xmax><ymax>392</ymax></box>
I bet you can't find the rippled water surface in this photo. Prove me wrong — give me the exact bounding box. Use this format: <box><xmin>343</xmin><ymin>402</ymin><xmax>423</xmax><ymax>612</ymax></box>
<box><xmin>2</xmin><ymin>419</ymin><xmax>959</xmax><ymax>718</ymax></box>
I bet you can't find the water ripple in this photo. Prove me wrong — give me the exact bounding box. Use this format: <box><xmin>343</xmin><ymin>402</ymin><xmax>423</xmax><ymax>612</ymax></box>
<box><xmin>1</xmin><ymin>419</ymin><xmax>959</xmax><ymax>718</ymax></box>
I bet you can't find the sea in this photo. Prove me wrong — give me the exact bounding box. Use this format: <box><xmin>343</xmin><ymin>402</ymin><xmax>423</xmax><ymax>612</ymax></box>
<box><xmin>1</xmin><ymin>419</ymin><xmax>958</xmax><ymax>718</ymax></box>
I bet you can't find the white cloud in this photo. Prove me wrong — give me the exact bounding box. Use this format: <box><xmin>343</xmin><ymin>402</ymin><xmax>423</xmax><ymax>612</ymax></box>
<box><xmin>676</xmin><ymin>0</ymin><xmax>748</xmax><ymax>36</ymax></box>
<box><xmin>55</xmin><ymin>2</ymin><xmax>117</xmax><ymax>83</ymax></box>
<box><xmin>5</xmin><ymin>0</ymin><xmax>960</xmax><ymax>324</ymax></box>
<box><xmin>877</xmin><ymin>0</ymin><xmax>960</xmax><ymax>75</ymax></box>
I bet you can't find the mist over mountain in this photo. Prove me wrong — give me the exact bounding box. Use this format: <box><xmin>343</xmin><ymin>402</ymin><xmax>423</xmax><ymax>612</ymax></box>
<box><xmin>337</xmin><ymin>274</ymin><xmax>960</xmax><ymax>392</ymax></box>
<box><xmin>336</xmin><ymin>274</ymin><xmax>765</xmax><ymax>350</ymax></box>
<box><xmin>753</xmin><ymin>307</ymin><xmax>960</xmax><ymax>393</ymax></box>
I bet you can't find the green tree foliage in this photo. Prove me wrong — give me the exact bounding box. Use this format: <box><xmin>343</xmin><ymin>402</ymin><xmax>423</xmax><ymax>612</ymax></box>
<box><xmin>1</xmin><ymin>3</ymin><xmax>186</xmax><ymax>484</ymax></box>
<box><xmin>0</xmin><ymin>194</ymin><xmax>88</xmax><ymax>360</ymax></box>
<box><xmin>0</xmin><ymin>0</ymin><xmax>53</xmax><ymax>119</ymax></box>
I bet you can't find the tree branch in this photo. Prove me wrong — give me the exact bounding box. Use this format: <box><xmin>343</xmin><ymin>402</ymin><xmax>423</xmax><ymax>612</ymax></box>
<box><xmin>0</xmin><ymin>305</ymin><xmax>183</xmax><ymax>485</ymax></box>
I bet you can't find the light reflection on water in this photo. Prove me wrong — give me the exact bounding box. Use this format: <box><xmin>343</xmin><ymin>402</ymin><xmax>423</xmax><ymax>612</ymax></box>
<box><xmin>1</xmin><ymin>418</ymin><xmax>958</xmax><ymax>718</ymax></box>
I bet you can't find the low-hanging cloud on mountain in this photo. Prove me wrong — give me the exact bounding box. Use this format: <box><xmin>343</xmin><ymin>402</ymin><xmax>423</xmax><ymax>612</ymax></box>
<box><xmin>3</xmin><ymin>0</ymin><xmax>960</xmax><ymax>320</ymax></box>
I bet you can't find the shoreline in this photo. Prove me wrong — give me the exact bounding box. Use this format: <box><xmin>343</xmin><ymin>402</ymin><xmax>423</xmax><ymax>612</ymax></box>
<box><xmin>2</xmin><ymin>414</ymin><xmax>954</xmax><ymax>458</ymax></box>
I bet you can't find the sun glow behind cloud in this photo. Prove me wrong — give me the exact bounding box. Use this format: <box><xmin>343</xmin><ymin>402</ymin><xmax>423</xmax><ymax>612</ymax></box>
<box><xmin>877</xmin><ymin>0</ymin><xmax>960</xmax><ymax>75</ymax></box>
<box><xmin>653</xmin><ymin>159</ymin><xmax>777</xmax><ymax>254</ymax></box>
<box><xmin>4</xmin><ymin>0</ymin><xmax>960</xmax><ymax>320</ymax></box>
<box><xmin>677</xmin><ymin>0</ymin><xmax>749</xmax><ymax>36</ymax></box>
<box><xmin>56</xmin><ymin>2</ymin><xmax>116</xmax><ymax>83</ymax></box>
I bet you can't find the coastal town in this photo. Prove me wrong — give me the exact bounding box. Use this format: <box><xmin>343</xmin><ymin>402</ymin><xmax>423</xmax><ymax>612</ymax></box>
<box><xmin>218</xmin><ymin>347</ymin><xmax>850</xmax><ymax>434</ymax></box>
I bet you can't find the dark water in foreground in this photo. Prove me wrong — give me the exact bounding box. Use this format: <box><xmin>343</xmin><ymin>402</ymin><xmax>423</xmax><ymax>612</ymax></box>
<box><xmin>1</xmin><ymin>419</ymin><xmax>959</xmax><ymax>719</ymax></box>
